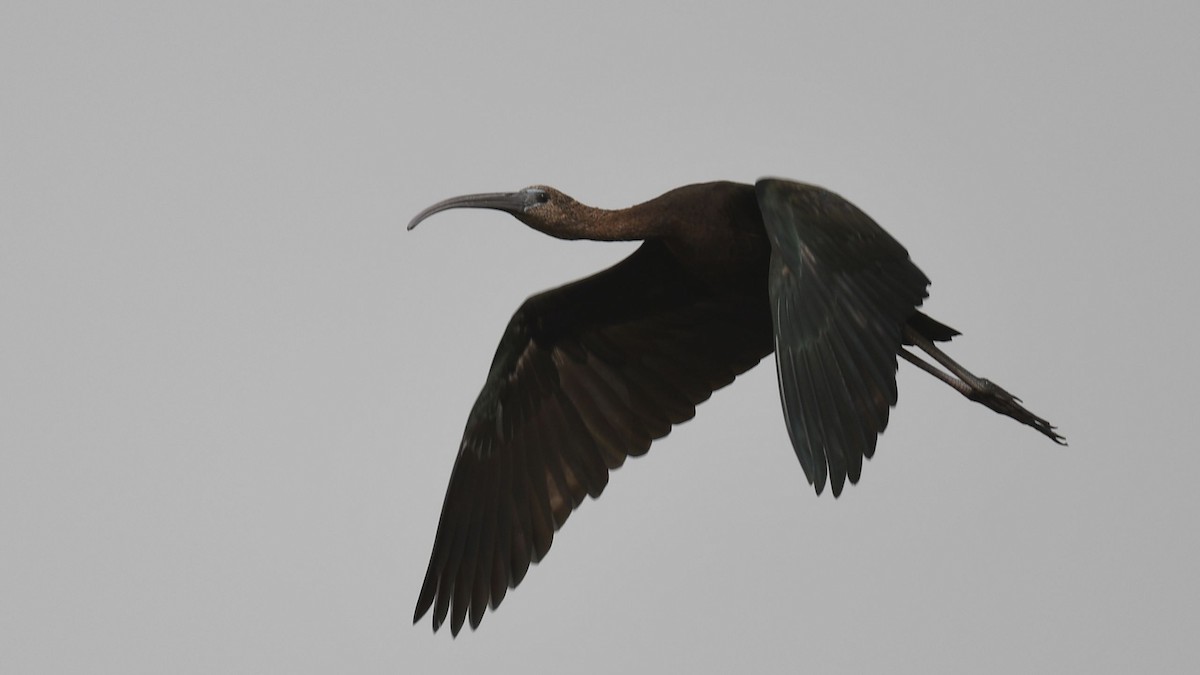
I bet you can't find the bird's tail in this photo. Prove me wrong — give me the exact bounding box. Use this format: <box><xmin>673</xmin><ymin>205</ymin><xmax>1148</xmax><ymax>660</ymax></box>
<box><xmin>905</xmin><ymin>311</ymin><xmax>960</xmax><ymax>343</ymax></box>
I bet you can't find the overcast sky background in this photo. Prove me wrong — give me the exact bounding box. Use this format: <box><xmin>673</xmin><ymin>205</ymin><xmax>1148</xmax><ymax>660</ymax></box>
<box><xmin>4</xmin><ymin>2</ymin><xmax>1199</xmax><ymax>673</ymax></box>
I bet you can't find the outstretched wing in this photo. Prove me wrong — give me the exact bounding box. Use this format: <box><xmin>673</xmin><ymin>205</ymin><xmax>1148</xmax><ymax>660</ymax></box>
<box><xmin>757</xmin><ymin>179</ymin><xmax>935</xmax><ymax>497</ymax></box>
<box><xmin>414</xmin><ymin>240</ymin><xmax>773</xmax><ymax>635</ymax></box>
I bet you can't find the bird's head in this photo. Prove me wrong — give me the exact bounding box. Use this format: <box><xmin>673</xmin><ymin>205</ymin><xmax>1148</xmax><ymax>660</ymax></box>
<box><xmin>407</xmin><ymin>186</ymin><xmax>596</xmax><ymax>239</ymax></box>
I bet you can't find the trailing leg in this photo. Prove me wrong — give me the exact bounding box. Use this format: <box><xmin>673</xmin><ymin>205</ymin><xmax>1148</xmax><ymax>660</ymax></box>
<box><xmin>902</xmin><ymin>326</ymin><xmax>1066</xmax><ymax>445</ymax></box>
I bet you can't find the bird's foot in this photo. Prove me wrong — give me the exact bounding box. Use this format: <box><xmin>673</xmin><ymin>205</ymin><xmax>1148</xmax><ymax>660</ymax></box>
<box><xmin>968</xmin><ymin>379</ymin><xmax>1067</xmax><ymax>445</ymax></box>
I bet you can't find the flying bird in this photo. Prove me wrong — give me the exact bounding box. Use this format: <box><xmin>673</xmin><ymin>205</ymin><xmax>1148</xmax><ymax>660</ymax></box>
<box><xmin>407</xmin><ymin>178</ymin><xmax>1064</xmax><ymax>635</ymax></box>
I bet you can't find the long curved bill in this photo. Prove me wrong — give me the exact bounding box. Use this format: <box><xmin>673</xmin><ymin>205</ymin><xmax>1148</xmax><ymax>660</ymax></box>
<box><xmin>406</xmin><ymin>192</ymin><xmax>526</xmax><ymax>230</ymax></box>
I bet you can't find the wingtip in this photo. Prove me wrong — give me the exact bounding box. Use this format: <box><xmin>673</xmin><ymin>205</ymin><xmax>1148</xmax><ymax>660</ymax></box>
<box><xmin>810</xmin><ymin>474</ymin><xmax>826</xmax><ymax>497</ymax></box>
<box><xmin>413</xmin><ymin>589</ymin><xmax>434</xmax><ymax>626</ymax></box>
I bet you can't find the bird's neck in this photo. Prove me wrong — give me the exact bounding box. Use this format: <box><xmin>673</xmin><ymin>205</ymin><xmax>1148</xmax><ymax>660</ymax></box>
<box><xmin>594</xmin><ymin>204</ymin><xmax>678</xmax><ymax>241</ymax></box>
<box><xmin>518</xmin><ymin>193</ymin><xmax>686</xmax><ymax>240</ymax></box>
<box><xmin>528</xmin><ymin>202</ymin><xmax>678</xmax><ymax>242</ymax></box>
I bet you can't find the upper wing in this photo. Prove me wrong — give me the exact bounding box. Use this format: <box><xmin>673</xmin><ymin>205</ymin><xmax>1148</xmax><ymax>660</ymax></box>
<box><xmin>414</xmin><ymin>241</ymin><xmax>773</xmax><ymax>635</ymax></box>
<box><xmin>756</xmin><ymin>179</ymin><xmax>933</xmax><ymax>497</ymax></box>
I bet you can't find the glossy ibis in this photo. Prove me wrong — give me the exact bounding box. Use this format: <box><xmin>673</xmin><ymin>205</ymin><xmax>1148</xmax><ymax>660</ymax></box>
<box><xmin>407</xmin><ymin>178</ymin><xmax>1064</xmax><ymax>635</ymax></box>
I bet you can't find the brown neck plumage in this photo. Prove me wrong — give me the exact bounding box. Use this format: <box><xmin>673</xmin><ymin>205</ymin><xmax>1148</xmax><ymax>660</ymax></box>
<box><xmin>517</xmin><ymin>194</ymin><xmax>680</xmax><ymax>242</ymax></box>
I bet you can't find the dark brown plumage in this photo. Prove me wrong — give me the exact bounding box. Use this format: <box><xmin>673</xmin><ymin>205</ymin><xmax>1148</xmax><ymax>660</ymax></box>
<box><xmin>406</xmin><ymin>178</ymin><xmax>1063</xmax><ymax>635</ymax></box>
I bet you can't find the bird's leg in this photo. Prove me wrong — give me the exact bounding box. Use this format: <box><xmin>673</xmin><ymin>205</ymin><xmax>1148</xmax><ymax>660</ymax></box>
<box><xmin>898</xmin><ymin>348</ymin><xmax>973</xmax><ymax>395</ymax></box>
<box><xmin>901</xmin><ymin>327</ymin><xmax>1066</xmax><ymax>445</ymax></box>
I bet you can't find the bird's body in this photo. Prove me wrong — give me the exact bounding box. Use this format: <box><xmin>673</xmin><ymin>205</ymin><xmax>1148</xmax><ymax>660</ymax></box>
<box><xmin>407</xmin><ymin>178</ymin><xmax>1063</xmax><ymax>635</ymax></box>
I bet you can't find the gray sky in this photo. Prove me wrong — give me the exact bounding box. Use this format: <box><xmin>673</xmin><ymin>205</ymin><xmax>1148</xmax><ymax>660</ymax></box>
<box><xmin>4</xmin><ymin>1</ymin><xmax>1198</xmax><ymax>673</ymax></box>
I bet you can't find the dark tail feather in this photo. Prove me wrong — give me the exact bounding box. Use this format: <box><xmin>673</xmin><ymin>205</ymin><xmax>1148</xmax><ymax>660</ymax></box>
<box><xmin>905</xmin><ymin>311</ymin><xmax>960</xmax><ymax>344</ymax></box>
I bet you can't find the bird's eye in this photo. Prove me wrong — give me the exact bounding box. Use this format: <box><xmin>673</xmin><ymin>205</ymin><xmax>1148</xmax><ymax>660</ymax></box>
<box><xmin>535</xmin><ymin>191</ymin><xmax>549</xmax><ymax>203</ymax></box>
